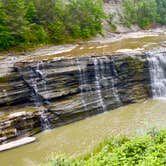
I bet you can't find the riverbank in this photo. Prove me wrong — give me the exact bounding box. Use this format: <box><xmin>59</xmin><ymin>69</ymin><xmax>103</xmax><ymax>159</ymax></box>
<box><xmin>92</xmin><ymin>27</ymin><xmax>166</xmax><ymax>43</ymax></box>
<box><xmin>41</xmin><ymin>128</ymin><xmax>166</xmax><ymax>166</ymax></box>
<box><xmin>0</xmin><ymin>28</ymin><xmax>165</xmax><ymax>77</ymax></box>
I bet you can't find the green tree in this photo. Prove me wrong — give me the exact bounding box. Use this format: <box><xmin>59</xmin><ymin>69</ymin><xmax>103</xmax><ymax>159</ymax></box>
<box><xmin>2</xmin><ymin>0</ymin><xmax>27</xmax><ymax>44</ymax></box>
<box><xmin>123</xmin><ymin>0</ymin><xmax>159</xmax><ymax>29</ymax></box>
<box><xmin>25</xmin><ymin>1</ymin><xmax>37</xmax><ymax>23</ymax></box>
<box><xmin>137</xmin><ymin>0</ymin><xmax>158</xmax><ymax>28</ymax></box>
<box><xmin>123</xmin><ymin>0</ymin><xmax>137</xmax><ymax>27</ymax></box>
<box><xmin>0</xmin><ymin>0</ymin><xmax>105</xmax><ymax>50</ymax></box>
<box><xmin>34</xmin><ymin>0</ymin><xmax>56</xmax><ymax>25</ymax></box>
<box><xmin>0</xmin><ymin>0</ymin><xmax>13</xmax><ymax>49</ymax></box>
<box><xmin>21</xmin><ymin>24</ymin><xmax>49</xmax><ymax>46</ymax></box>
<box><xmin>156</xmin><ymin>0</ymin><xmax>166</xmax><ymax>25</ymax></box>
<box><xmin>66</xmin><ymin>0</ymin><xmax>104</xmax><ymax>38</ymax></box>
<box><xmin>48</xmin><ymin>20</ymin><xmax>66</xmax><ymax>43</ymax></box>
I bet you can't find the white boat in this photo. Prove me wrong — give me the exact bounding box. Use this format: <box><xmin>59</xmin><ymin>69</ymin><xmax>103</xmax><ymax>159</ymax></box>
<box><xmin>0</xmin><ymin>137</ymin><xmax>36</xmax><ymax>152</ymax></box>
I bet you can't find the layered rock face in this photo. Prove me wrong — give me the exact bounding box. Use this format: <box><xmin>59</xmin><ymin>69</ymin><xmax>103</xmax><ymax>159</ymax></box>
<box><xmin>0</xmin><ymin>52</ymin><xmax>152</xmax><ymax>143</ymax></box>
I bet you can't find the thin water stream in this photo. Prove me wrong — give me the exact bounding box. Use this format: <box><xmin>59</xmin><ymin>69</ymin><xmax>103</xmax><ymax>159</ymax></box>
<box><xmin>1</xmin><ymin>99</ymin><xmax>166</xmax><ymax>166</ymax></box>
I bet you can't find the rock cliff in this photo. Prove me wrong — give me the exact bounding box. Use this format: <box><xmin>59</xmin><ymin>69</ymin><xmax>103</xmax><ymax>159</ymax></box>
<box><xmin>0</xmin><ymin>51</ymin><xmax>154</xmax><ymax>143</ymax></box>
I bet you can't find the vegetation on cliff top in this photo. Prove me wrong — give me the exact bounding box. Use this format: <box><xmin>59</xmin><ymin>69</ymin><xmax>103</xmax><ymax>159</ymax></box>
<box><xmin>41</xmin><ymin>129</ymin><xmax>166</xmax><ymax>166</ymax></box>
<box><xmin>0</xmin><ymin>0</ymin><xmax>166</xmax><ymax>50</ymax></box>
<box><xmin>123</xmin><ymin>0</ymin><xmax>166</xmax><ymax>29</ymax></box>
<box><xmin>0</xmin><ymin>0</ymin><xmax>104</xmax><ymax>50</ymax></box>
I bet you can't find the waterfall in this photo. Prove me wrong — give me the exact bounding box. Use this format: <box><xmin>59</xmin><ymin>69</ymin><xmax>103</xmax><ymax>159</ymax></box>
<box><xmin>106</xmin><ymin>58</ymin><xmax>122</xmax><ymax>105</ymax></box>
<box><xmin>76</xmin><ymin>58</ymin><xmax>88</xmax><ymax>111</ymax></box>
<box><xmin>35</xmin><ymin>62</ymin><xmax>51</xmax><ymax>130</ymax></box>
<box><xmin>77</xmin><ymin>57</ymin><xmax>122</xmax><ymax>113</ymax></box>
<box><xmin>36</xmin><ymin>62</ymin><xmax>47</xmax><ymax>92</ymax></box>
<box><xmin>148</xmin><ymin>51</ymin><xmax>166</xmax><ymax>99</ymax></box>
<box><xmin>76</xmin><ymin>58</ymin><xmax>107</xmax><ymax>112</ymax></box>
<box><xmin>93</xmin><ymin>58</ymin><xmax>122</xmax><ymax>109</ymax></box>
<box><xmin>18</xmin><ymin>61</ymin><xmax>51</xmax><ymax>130</ymax></box>
<box><xmin>93</xmin><ymin>58</ymin><xmax>107</xmax><ymax>112</ymax></box>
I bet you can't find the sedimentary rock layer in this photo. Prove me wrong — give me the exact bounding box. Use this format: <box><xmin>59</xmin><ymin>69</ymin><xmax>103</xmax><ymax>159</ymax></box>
<box><xmin>0</xmin><ymin>51</ymin><xmax>152</xmax><ymax>143</ymax></box>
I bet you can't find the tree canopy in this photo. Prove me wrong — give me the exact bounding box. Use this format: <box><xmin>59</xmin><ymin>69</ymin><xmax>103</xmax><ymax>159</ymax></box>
<box><xmin>123</xmin><ymin>0</ymin><xmax>166</xmax><ymax>29</ymax></box>
<box><xmin>0</xmin><ymin>0</ymin><xmax>104</xmax><ymax>50</ymax></box>
<box><xmin>0</xmin><ymin>0</ymin><xmax>165</xmax><ymax>50</ymax></box>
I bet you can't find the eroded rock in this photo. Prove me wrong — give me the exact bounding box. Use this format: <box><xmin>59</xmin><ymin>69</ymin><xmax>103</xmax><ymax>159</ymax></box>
<box><xmin>0</xmin><ymin>50</ymin><xmax>161</xmax><ymax>144</ymax></box>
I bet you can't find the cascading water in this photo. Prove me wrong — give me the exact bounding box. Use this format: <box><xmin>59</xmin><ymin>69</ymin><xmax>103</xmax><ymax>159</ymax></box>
<box><xmin>105</xmin><ymin>58</ymin><xmax>122</xmax><ymax>105</ymax></box>
<box><xmin>18</xmin><ymin>61</ymin><xmax>51</xmax><ymax>130</ymax></box>
<box><xmin>94</xmin><ymin>58</ymin><xmax>122</xmax><ymax>108</ymax></box>
<box><xmin>76</xmin><ymin>58</ymin><xmax>89</xmax><ymax>111</ymax></box>
<box><xmin>35</xmin><ymin>62</ymin><xmax>51</xmax><ymax>130</ymax></box>
<box><xmin>148</xmin><ymin>51</ymin><xmax>166</xmax><ymax>99</ymax></box>
<box><xmin>77</xmin><ymin>57</ymin><xmax>122</xmax><ymax>113</ymax></box>
<box><xmin>93</xmin><ymin>58</ymin><xmax>107</xmax><ymax>112</ymax></box>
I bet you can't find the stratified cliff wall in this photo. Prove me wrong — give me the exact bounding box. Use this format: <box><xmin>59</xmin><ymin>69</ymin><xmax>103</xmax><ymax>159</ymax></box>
<box><xmin>0</xmin><ymin>51</ymin><xmax>152</xmax><ymax>143</ymax></box>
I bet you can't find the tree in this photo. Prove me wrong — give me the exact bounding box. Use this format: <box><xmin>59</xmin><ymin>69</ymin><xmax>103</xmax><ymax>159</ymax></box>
<box><xmin>123</xmin><ymin>0</ymin><xmax>159</xmax><ymax>29</ymax></box>
<box><xmin>2</xmin><ymin>0</ymin><xmax>27</xmax><ymax>44</ymax></box>
<box><xmin>0</xmin><ymin>0</ymin><xmax>105</xmax><ymax>50</ymax></box>
<box><xmin>123</xmin><ymin>0</ymin><xmax>137</xmax><ymax>27</ymax></box>
<box><xmin>156</xmin><ymin>0</ymin><xmax>166</xmax><ymax>25</ymax></box>
<box><xmin>0</xmin><ymin>0</ymin><xmax>13</xmax><ymax>49</ymax></box>
<box><xmin>25</xmin><ymin>1</ymin><xmax>37</xmax><ymax>23</ymax></box>
<box><xmin>66</xmin><ymin>0</ymin><xmax>104</xmax><ymax>38</ymax></box>
<box><xmin>34</xmin><ymin>0</ymin><xmax>56</xmax><ymax>25</ymax></box>
<box><xmin>21</xmin><ymin>24</ymin><xmax>49</xmax><ymax>46</ymax></box>
<box><xmin>2</xmin><ymin>0</ymin><xmax>27</xmax><ymax>33</ymax></box>
<box><xmin>137</xmin><ymin>0</ymin><xmax>158</xmax><ymax>28</ymax></box>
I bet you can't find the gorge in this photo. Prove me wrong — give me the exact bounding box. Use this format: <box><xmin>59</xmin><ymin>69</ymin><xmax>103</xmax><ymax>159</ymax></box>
<box><xmin>0</xmin><ymin>37</ymin><xmax>166</xmax><ymax>143</ymax></box>
<box><xmin>0</xmin><ymin>0</ymin><xmax>166</xmax><ymax>165</ymax></box>
<box><xmin>0</xmin><ymin>50</ymin><xmax>150</xmax><ymax>143</ymax></box>
<box><xmin>0</xmin><ymin>33</ymin><xmax>166</xmax><ymax>165</ymax></box>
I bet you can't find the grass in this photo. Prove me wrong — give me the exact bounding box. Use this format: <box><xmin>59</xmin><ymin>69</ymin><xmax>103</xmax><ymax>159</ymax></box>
<box><xmin>40</xmin><ymin>128</ymin><xmax>166</xmax><ymax>166</ymax></box>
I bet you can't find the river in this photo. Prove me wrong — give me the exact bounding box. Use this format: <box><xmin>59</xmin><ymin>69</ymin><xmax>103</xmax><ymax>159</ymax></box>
<box><xmin>1</xmin><ymin>99</ymin><xmax>166</xmax><ymax>166</ymax></box>
<box><xmin>0</xmin><ymin>29</ymin><xmax>166</xmax><ymax>166</ymax></box>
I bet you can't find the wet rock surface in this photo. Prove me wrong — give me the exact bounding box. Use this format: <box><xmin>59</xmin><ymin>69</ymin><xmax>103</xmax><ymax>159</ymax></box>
<box><xmin>0</xmin><ymin>50</ymin><xmax>154</xmax><ymax>144</ymax></box>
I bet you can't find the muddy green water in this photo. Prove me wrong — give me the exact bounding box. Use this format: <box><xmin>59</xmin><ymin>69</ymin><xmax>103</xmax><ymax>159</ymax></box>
<box><xmin>1</xmin><ymin>99</ymin><xmax>166</xmax><ymax>166</ymax></box>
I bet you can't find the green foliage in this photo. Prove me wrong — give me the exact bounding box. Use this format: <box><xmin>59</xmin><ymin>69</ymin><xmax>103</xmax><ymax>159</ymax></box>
<box><xmin>0</xmin><ymin>28</ymin><xmax>14</xmax><ymax>49</ymax></box>
<box><xmin>25</xmin><ymin>1</ymin><xmax>37</xmax><ymax>23</ymax></box>
<box><xmin>41</xmin><ymin>129</ymin><xmax>166</xmax><ymax>166</ymax></box>
<box><xmin>0</xmin><ymin>0</ymin><xmax>104</xmax><ymax>50</ymax></box>
<box><xmin>155</xmin><ymin>0</ymin><xmax>166</xmax><ymax>25</ymax></box>
<box><xmin>48</xmin><ymin>20</ymin><xmax>66</xmax><ymax>43</ymax></box>
<box><xmin>21</xmin><ymin>24</ymin><xmax>49</xmax><ymax>46</ymax></box>
<box><xmin>3</xmin><ymin>0</ymin><xmax>27</xmax><ymax>35</ymax></box>
<box><xmin>0</xmin><ymin>1</ymin><xmax>13</xmax><ymax>49</ymax></box>
<box><xmin>123</xmin><ymin>0</ymin><xmax>166</xmax><ymax>29</ymax></box>
<box><xmin>34</xmin><ymin>0</ymin><xmax>56</xmax><ymax>25</ymax></box>
<box><xmin>123</xmin><ymin>0</ymin><xmax>137</xmax><ymax>27</ymax></box>
<box><xmin>65</xmin><ymin>0</ymin><xmax>104</xmax><ymax>38</ymax></box>
<box><xmin>137</xmin><ymin>0</ymin><xmax>158</xmax><ymax>28</ymax></box>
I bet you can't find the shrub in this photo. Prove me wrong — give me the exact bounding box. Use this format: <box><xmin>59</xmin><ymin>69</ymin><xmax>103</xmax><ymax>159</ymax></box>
<box><xmin>123</xmin><ymin>0</ymin><xmax>165</xmax><ymax>29</ymax></box>
<box><xmin>41</xmin><ymin>129</ymin><xmax>166</xmax><ymax>166</ymax></box>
